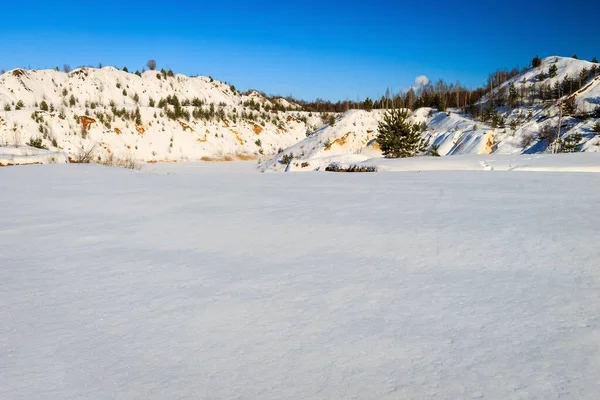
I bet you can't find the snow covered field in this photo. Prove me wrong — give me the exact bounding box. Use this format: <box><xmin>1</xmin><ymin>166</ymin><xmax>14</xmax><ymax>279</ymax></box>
<box><xmin>2</xmin><ymin>160</ymin><xmax>600</xmax><ymax>399</ymax></box>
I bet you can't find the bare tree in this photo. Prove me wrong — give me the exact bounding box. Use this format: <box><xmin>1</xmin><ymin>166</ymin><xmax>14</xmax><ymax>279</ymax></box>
<box><xmin>146</xmin><ymin>59</ymin><xmax>157</xmax><ymax>71</ymax></box>
<box><xmin>63</xmin><ymin>64</ymin><xmax>71</xmax><ymax>73</ymax></box>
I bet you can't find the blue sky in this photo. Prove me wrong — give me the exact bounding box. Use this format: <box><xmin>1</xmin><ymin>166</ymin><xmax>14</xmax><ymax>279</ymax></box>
<box><xmin>1</xmin><ymin>0</ymin><xmax>598</xmax><ymax>101</ymax></box>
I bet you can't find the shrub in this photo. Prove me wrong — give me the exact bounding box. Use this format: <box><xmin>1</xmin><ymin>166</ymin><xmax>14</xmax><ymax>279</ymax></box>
<box><xmin>428</xmin><ymin>144</ymin><xmax>441</xmax><ymax>157</ymax></box>
<box><xmin>4</xmin><ymin>104</ymin><xmax>10</xmax><ymax>111</ymax></box>
<box><xmin>254</xmin><ymin>139</ymin><xmax>262</xmax><ymax>147</ymax></box>
<box><xmin>520</xmin><ymin>131</ymin><xmax>535</xmax><ymax>148</ymax></box>
<box><xmin>69</xmin><ymin>95</ymin><xmax>76</xmax><ymax>107</ymax></box>
<box><xmin>325</xmin><ymin>163</ymin><xmax>377</xmax><ymax>172</ymax></box>
<box><xmin>592</xmin><ymin>122</ymin><xmax>600</xmax><ymax>135</ymax></box>
<box><xmin>281</xmin><ymin>153</ymin><xmax>294</xmax><ymax>164</ymax></box>
<box><xmin>538</xmin><ymin>123</ymin><xmax>558</xmax><ymax>142</ymax></box>
<box><xmin>122</xmin><ymin>89</ymin><xmax>127</xmax><ymax>96</ymax></box>
<box><xmin>15</xmin><ymin>100</ymin><xmax>24</xmax><ymax>110</ymax></box>
<box><xmin>560</xmin><ymin>133</ymin><xmax>582</xmax><ymax>153</ymax></box>
<box><xmin>40</xmin><ymin>100</ymin><xmax>48</xmax><ymax>111</ymax></box>
<box><xmin>26</xmin><ymin>137</ymin><xmax>48</xmax><ymax>149</ymax></box>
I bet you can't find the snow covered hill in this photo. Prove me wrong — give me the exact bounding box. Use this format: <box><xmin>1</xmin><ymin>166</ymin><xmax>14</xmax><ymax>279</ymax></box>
<box><xmin>0</xmin><ymin>67</ymin><xmax>323</xmax><ymax>163</ymax></box>
<box><xmin>2</xmin><ymin>56</ymin><xmax>598</xmax><ymax>169</ymax></box>
<box><xmin>263</xmin><ymin>56</ymin><xmax>600</xmax><ymax>172</ymax></box>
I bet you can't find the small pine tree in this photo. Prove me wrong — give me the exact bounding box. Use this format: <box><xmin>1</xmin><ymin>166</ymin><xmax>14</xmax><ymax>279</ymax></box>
<box><xmin>572</xmin><ymin>54</ymin><xmax>578</xmax><ymax>60</ymax></box>
<box><xmin>123</xmin><ymin>66</ymin><xmax>129</xmax><ymax>72</ymax></box>
<box><xmin>16</xmin><ymin>100</ymin><xmax>24</xmax><ymax>110</ymax></box>
<box><xmin>532</xmin><ymin>56</ymin><xmax>542</xmax><ymax>68</ymax></box>
<box><xmin>134</xmin><ymin>107</ymin><xmax>142</xmax><ymax>125</ymax></box>
<box><xmin>592</xmin><ymin>122</ymin><xmax>600</xmax><ymax>135</ymax></box>
<box><xmin>592</xmin><ymin>57</ymin><xmax>599</xmax><ymax>64</ymax></box>
<box><xmin>364</xmin><ymin>97</ymin><xmax>373</xmax><ymax>111</ymax></box>
<box><xmin>560</xmin><ymin>133</ymin><xmax>582</xmax><ymax>153</ymax></box>
<box><xmin>376</xmin><ymin>108</ymin><xmax>428</xmax><ymax>158</ymax></box>
<box><xmin>69</xmin><ymin>94</ymin><xmax>76</xmax><ymax>107</ymax></box>
<box><xmin>549</xmin><ymin>64</ymin><xmax>558</xmax><ymax>78</ymax></box>
<box><xmin>40</xmin><ymin>100</ymin><xmax>48</xmax><ymax>111</ymax></box>
<box><xmin>4</xmin><ymin>104</ymin><xmax>11</xmax><ymax>111</ymax></box>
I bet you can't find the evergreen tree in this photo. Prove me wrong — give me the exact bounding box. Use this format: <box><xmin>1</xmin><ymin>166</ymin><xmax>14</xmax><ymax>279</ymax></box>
<box><xmin>376</xmin><ymin>108</ymin><xmax>428</xmax><ymax>158</ymax></box>
<box><xmin>592</xmin><ymin>57</ymin><xmax>598</xmax><ymax>63</ymax></box>
<box><xmin>549</xmin><ymin>64</ymin><xmax>558</xmax><ymax>78</ymax></box>
<box><xmin>508</xmin><ymin>83</ymin><xmax>518</xmax><ymax>108</ymax></box>
<box><xmin>572</xmin><ymin>54</ymin><xmax>578</xmax><ymax>60</ymax></box>
<box><xmin>363</xmin><ymin>97</ymin><xmax>373</xmax><ymax>111</ymax></box>
<box><xmin>532</xmin><ymin>56</ymin><xmax>542</xmax><ymax>68</ymax></box>
<box><xmin>123</xmin><ymin>66</ymin><xmax>129</xmax><ymax>73</ymax></box>
<box><xmin>135</xmin><ymin>107</ymin><xmax>142</xmax><ymax>125</ymax></box>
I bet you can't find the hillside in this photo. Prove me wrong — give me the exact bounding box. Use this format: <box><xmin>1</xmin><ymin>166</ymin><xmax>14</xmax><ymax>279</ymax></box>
<box><xmin>1</xmin><ymin>56</ymin><xmax>599</xmax><ymax>168</ymax></box>
<box><xmin>0</xmin><ymin>67</ymin><xmax>324</xmax><ymax>164</ymax></box>
<box><xmin>262</xmin><ymin>56</ymin><xmax>600</xmax><ymax>172</ymax></box>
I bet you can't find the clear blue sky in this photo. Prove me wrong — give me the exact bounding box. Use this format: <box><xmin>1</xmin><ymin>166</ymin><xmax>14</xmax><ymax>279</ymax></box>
<box><xmin>1</xmin><ymin>0</ymin><xmax>598</xmax><ymax>101</ymax></box>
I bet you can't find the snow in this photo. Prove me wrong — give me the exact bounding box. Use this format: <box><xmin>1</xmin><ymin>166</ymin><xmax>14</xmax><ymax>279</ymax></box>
<box><xmin>276</xmin><ymin>153</ymin><xmax>600</xmax><ymax>173</ymax></box>
<box><xmin>0</xmin><ymin>68</ymin><xmax>321</xmax><ymax>163</ymax></box>
<box><xmin>2</xmin><ymin>161</ymin><xmax>600</xmax><ymax>399</ymax></box>
<box><xmin>0</xmin><ymin>146</ymin><xmax>67</xmax><ymax>166</ymax></box>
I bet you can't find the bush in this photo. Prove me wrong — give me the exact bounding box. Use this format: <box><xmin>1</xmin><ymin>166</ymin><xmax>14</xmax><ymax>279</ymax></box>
<box><xmin>40</xmin><ymin>100</ymin><xmax>48</xmax><ymax>111</ymax></box>
<box><xmin>4</xmin><ymin>104</ymin><xmax>10</xmax><ymax>111</ymax></box>
<box><xmin>520</xmin><ymin>131</ymin><xmax>535</xmax><ymax>148</ymax></box>
<box><xmin>281</xmin><ymin>153</ymin><xmax>294</xmax><ymax>164</ymax></box>
<box><xmin>428</xmin><ymin>144</ymin><xmax>441</xmax><ymax>157</ymax></box>
<box><xmin>325</xmin><ymin>163</ymin><xmax>377</xmax><ymax>172</ymax></box>
<box><xmin>15</xmin><ymin>100</ymin><xmax>24</xmax><ymax>110</ymax></box>
<box><xmin>592</xmin><ymin>122</ymin><xmax>600</xmax><ymax>135</ymax></box>
<box><xmin>26</xmin><ymin>137</ymin><xmax>48</xmax><ymax>149</ymax></box>
<box><xmin>560</xmin><ymin>133</ymin><xmax>582</xmax><ymax>153</ymax></box>
<box><xmin>69</xmin><ymin>95</ymin><xmax>76</xmax><ymax>107</ymax></box>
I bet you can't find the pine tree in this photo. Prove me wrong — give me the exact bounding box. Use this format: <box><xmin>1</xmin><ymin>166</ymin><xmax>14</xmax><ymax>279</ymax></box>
<box><xmin>123</xmin><ymin>66</ymin><xmax>129</xmax><ymax>73</ymax></box>
<box><xmin>376</xmin><ymin>108</ymin><xmax>428</xmax><ymax>158</ymax></box>
<box><xmin>135</xmin><ymin>107</ymin><xmax>142</xmax><ymax>125</ymax></box>
<box><xmin>592</xmin><ymin>57</ymin><xmax>598</xmax><ymax>63</ymax></box>
<box><xmin>549</xmin><ymin>64</ymin><xmax>558</xmax><ymax>78</ymax></box>
<box><xmin>532</xmin><ymin>56</ymin><xmax>542</xmax><ymax>68</ymax></box>
<box><xmin>363</xmin><ymin>97</ymin><xmax>373</xmax><ymax>111</ymax></box>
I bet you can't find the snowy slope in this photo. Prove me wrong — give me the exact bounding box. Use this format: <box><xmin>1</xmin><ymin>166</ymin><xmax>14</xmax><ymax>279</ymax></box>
<box><xmin>261</xmin><ymin>109</ymin><xmax>498</xmax><ymax>172</ymax></box>
<box><xmin>0</xmin><ymin>68</ymin><xmax>324</xmax><ymax>163</ymax></box>
<box><xmin>2</xmin><ymin>162</ymin><xmax>600</xmax><ymax>399</ymax></box>
<box><xmin>263</xmin><ymin>57</ymin><xmax>600</xmax><ymax>172</ymax></box>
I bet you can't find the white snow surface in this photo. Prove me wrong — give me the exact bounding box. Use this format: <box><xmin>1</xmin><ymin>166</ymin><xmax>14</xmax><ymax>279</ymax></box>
<box><xmin>2</xmin><ymin>161</ymin><xmax>600</xmax><ymax>399</ymax></box>
<box><xmin>0</xmin><ymin>146</ymin><xmax>67</xmax><ymax>166</ymax></box>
